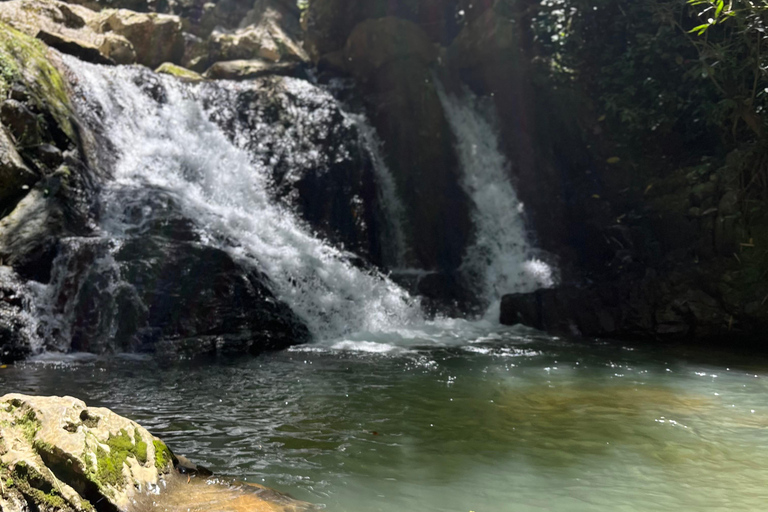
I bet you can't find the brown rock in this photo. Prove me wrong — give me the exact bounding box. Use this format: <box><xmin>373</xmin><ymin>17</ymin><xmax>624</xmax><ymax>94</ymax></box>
<box><xmin>97</xmin><ymin>9</ymin><xmax>184</xmax><ymax>68</ymax></box>
<box><xmin>0</xmin><ymin>0</ymin><xmax>135</xmax><ymax>64</ymax></box>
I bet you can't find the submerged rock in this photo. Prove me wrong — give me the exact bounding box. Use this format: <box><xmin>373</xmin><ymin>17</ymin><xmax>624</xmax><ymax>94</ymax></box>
<box><xmin>0</xmin><ymin>394</ymin><xmax>317</xmax><ymax>512</ymax></box>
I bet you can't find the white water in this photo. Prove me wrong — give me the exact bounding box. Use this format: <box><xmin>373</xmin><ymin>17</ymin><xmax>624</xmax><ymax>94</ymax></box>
<box><xmin>437</xmin><ymin>85</ymin><xmax>555</xmax><ymax>306</ymax></box>
<box><xmin>62</xmin><ymin>57</ymin><xmax>421</xmax><ymax>340</ymax></box>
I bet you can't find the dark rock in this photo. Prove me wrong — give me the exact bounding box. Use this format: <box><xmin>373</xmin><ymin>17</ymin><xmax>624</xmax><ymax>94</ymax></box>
<box><xmin>0</xmin><ymin>267</ymin><xmax>34</xmax><ymax>363</ymax></box>
<box><xmin>0</xmin><ymin>127</ymin><xmax>38</xmax><ymax>215</ymax></box>
<box><xmin>198</xmin><ymin>78</ymin><xmax>385</xmax><ymax>264</ymax></box>
<box><xmin>1</xmin><ymin>99</ymin><xmax>41</xmax><ymax>145</ymax></box>
<box><xmin>342</xmin><ymin>17</ymin><xmax>472</xmax><ymax>271</ymax></box>
<box><xmin>35</xmin><ymin>143</ymin><xmax>64</xmax><ymax>169</ymax></box>
<box><xmin>57</xmin><ymin>237</ymin><xmax>310</xmax><ymax>355</ymax></box>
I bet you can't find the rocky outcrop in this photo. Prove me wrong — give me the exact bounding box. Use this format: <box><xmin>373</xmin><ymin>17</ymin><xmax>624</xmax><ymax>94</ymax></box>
<box><xmin>96</xmin><ymin>9</ymin><xmax>184</xmax><ymax>68</ymax></box>
<box><xmin>0</xmin><ymin>393</ymin><xmax>176</xmax><ymax>512</ymax></box>
<box><xmin>40</xmin><ymin>187</ymin><xmax>311</xmax><ymax>357</ymax></box>
<box><xmin>203</xmin><ymin>59</ymin><xmax>304</xmax><ymax>80</ymax></box>
<box><xmin>0</xmin><ymin>0</ymin><xmax>185</xmax><ymax>67</ymax></box>
<box><xmin>198</xmin><ymin>77</ymin><xmax>386</xmax><ymax>265</ymax></box>
<box><xmin>0</xmin><ymin>394</ymin><xmax>317</xmax><ymax>512</ymax></box>
<box><xmin>0</xmin><ymin>0</ymin><xmax>132</xmax><ymax>64</ymax></box>
<box><xmin>340</xmin><ymin>17</ymin><xmax>472</xmax><ymax>271</ymax></box>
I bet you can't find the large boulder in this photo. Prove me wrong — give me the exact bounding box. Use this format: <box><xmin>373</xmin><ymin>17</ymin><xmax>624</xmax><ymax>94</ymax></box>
<box><xmin>40</xmin><ymin>187</ymin><xmax>310</xmax><ymax>356</ymax></box>
<box><xmin>0</xmin><ymin>0</ymin><xmax>135</xmax><ymax>64</ymax></box>
<box><xmin>198</xmin><ymin>77</ymin><xmax>385</xmax><ymax>265</ymax></box>
<box><xmin>96</xmin><ymin>9</ymin><xmax>184</xmax><ymax>68</ymax></box>
<box><xmin>0</xmin><ymin>394</ymin><xmax>318</xmax><ymax>512</ymax></box>
<box><xmin>0</xmin><ymin>393</ymin><xmax>176</xmax><ymax>512</ymax></box>
<box><xmin>302</xmin><ymin>0</ymin><xmax>464</xmax><ymax>60</ymax></box>
<box><xmin>342</xmin><ymin>17</ymin><xmax>472</xmax><ymax>271</ymax></box>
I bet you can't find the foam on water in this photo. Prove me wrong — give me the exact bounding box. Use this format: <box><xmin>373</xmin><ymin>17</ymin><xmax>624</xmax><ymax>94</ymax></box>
<box><xmin>61</xmin><ymin>58</ymin><xmax>421</xmax><ymax>340</ymax></box>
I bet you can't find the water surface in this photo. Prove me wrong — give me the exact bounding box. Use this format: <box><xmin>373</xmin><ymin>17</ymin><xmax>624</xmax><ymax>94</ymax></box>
<box><xmin>3</xmin><ymin>326</ymin><xmax>768</xmax><ymax>512</ymax></box>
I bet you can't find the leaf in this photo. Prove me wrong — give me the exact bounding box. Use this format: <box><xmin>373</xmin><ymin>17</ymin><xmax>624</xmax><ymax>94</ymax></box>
<box><xmin>715</xmin><ymin>0</ymin><xmax>724</xmax><ymax>18</ymax></box>
<box><xmin>606</xmin><ymin>156</ymin><xmax>621</xmax><ymax>164</ymax></box>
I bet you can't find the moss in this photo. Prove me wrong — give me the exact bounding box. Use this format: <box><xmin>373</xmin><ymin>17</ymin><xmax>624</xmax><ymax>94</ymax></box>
<box><xmin>9</xmin><ymin>461</ymin><xmax>70</xmax><ymax>511</ymax></box>
<box><xmin>152</xmin><ymin>440</ymin><xmax>173</xmax><ymax>471</ymax></box>
<box><xmin>154</xmin><ymin>62</ymin><xmax>203</xmax><ymax>82</ymax></box>
<box><xmin>92</xmin><ymin>428</ymin><xmax>151</xmax><ymax>488</ymax></box>
<box><xmin>16</xmin><ymin>407</ymin><xmax>40</xmax><ymax>443</ymax></box>
<box><xmin>0</xmin><ymin>22</ymin><xmax>75</xmax><ymax>140</ymax></box>
<box><xmin>95</xmin><ymin>445</ymin><xmax>123</xmax><ymax>487</ymax></box>
<box><xmin>133</xmin><ymin>429</ymin><xmax>148</xmax><ymax>465</ymax></box>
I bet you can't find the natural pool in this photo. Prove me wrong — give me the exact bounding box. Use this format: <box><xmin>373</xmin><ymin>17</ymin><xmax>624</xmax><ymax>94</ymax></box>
<box><xmin>2</xmin><ymin>324</ymin><xmax>768</xmax><ymax>512</ymax></box>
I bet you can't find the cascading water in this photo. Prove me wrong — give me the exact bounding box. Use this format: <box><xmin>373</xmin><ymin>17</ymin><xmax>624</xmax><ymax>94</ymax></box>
<box><xmin>436</xmin><ymin>84</ymin><xmax>555</xmax><ymax>308</ymax></box>
<box><xmin>49</xmin><ymin>56</ymin><xmax>421</xmax><ymax>343</ymax></box>
<box><xmin>346</xmin><ymin>113</ymin><xmax>409</xmax><ymax>269</ymax></box>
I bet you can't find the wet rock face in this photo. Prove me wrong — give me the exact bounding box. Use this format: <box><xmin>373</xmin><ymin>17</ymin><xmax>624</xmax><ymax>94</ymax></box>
<box><xmin>0</xmin><ymin>267</ymin><xmax>36</xmax><ymax>363</ymax></box>
<box><xmin>42</xmin><ymin>188</ymin><xmax>310</xmax><ymax>357</ymax></box>
<box><xmin>341</xmin><ymin>18</ymin><xmax>472</xmax><ymax>271</ymax></box>
<box><xmin>199</xmin><ymin>77</ymin><xmax>386</xmax><ymax>266</ymax></box>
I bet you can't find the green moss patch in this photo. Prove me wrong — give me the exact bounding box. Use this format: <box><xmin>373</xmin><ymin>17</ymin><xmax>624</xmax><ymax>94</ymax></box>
<box><xmin>0</xmin><ymin>22</ymin><xmax>75</xmax><ymax>140</ymax></box>
<box><xmin>152</xmin><ymin>440</ymin><xmax>173</xmax><ymax>471</ymax></box>
<box><xmin>92</xmin><ymin>428</ymin><xmax>150</xmax><ymax>488</ymax></box>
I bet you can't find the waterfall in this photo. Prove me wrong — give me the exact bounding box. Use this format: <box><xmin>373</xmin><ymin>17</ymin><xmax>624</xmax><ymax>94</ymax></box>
<box><xmin>346</xmin><ymin>113</ymin><xmax>409</xmax><ymax>269</ymax></box>
<box><xmin>436</xmin><ymin>85</ymin><xmax>555</xmax><ymax>307</ymax></box>
<box><xmin>55</xmin><ymin>56</ymin><xmax>422</xmax><ymax>341</ymax></box>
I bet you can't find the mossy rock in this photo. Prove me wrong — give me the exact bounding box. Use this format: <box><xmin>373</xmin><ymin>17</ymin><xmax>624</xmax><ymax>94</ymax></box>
<box><xmin>0</xmin><ymin>394</ymin><xmax>176</xmax><ymax>511</ymax></box>
<box><xmin>155</xmin><ymin>62</ymin><xmax>204</xmax><ymax>82</ymax></box>
<box><xmin>0</xmin><ymin>22</ymin><xmax>76</xmax><ymax>142</ymax></box>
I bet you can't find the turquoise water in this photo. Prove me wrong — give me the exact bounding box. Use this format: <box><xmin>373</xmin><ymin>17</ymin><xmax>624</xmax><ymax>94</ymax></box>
<box><xmin>3</xmin><ymin>327</ymin><xmax>768</xmax><ymax>511</ymax></box>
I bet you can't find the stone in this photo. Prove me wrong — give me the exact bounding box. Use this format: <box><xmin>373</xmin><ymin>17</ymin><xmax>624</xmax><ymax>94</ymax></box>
<box><xmin>0</xmin><ymin>266</ymin><xmax>35</xmax><ymax>363</ymax></box>
<box><xmin>0</xmin><ymin>0</ymin><xmax>134</xmax><ymax>65</ymax></box>
<box><xmin>0</xmin><ymin>393</ymin><xmax>176</xmax><ymax>512</ymax></box>
<box><xmin>206</xmin><ymin>0</ymin><xmax>308</xmax><ymax>65</ymax></box>
<box><xmin>203</xmin><ymin>59</ymin><xmax>304</xmax><ymax>80</ymax></box>
<box><xmin>36</xmin><ymin>28</ymin><xmax>116</xmax><ymax>64</ymax></box>
<box><xmin>97</xmin><ymin>9</ymin><xmax>184</xmax><ymax>68</ymax></box>
<box><xmin>155</xmin><ymin>62</ymin><xmax>204</xmax><ymax>81</ymax></box>
<box><xmin>1</xmin><ymin>99</ymin><xmax>41</xmax><ymax>146</ymax></box>
<box><xmin>0</xmin><ymin>178</ymin><xmax>66</xmax><ymax>283</ymax></box>
<box><xmin>0</xmin><ymin>394</ymin><xmax>318</xmax><ymax>512</ymax></box>
<box><xmin>0</xmin><ymin>127</ymin><xmax>37</xmax><ymax>213</ymax></box>
<box><xmin>343</xmin><ymin>17</ymin><xmax>438</xmax><ymax>79</ymax></box>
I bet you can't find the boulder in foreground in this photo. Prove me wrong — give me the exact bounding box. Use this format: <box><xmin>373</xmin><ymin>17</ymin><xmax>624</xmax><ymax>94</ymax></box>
<box><xmin>0</xmin><ymin>394</ymin><xmax>317</xmax><ymax>512</ymax></box>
